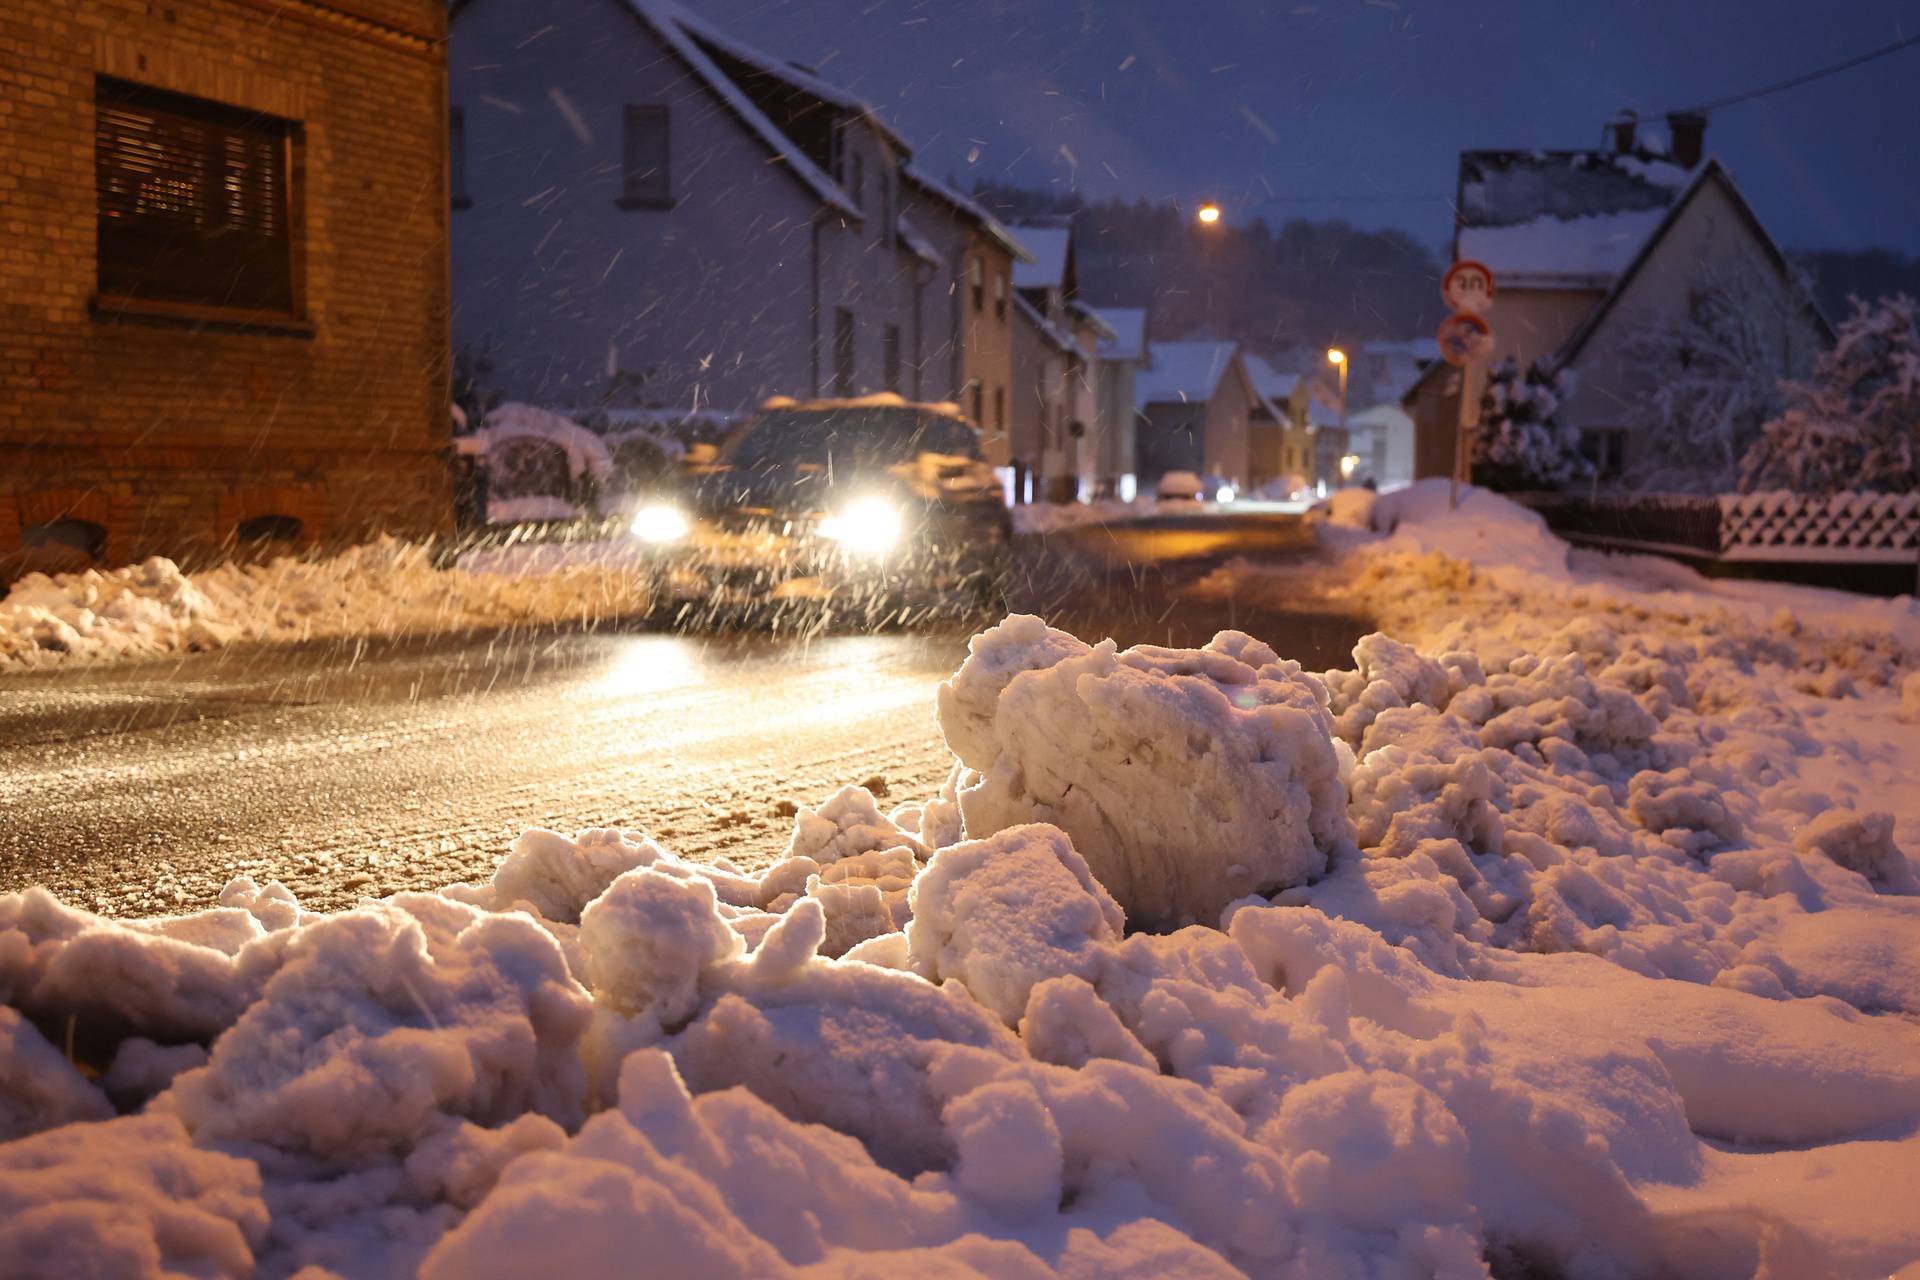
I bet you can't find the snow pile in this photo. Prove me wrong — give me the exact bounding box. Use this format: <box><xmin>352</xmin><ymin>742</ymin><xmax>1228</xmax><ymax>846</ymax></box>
<box><xmin>1010</xmin><ymin>497</ymin><xmax>1158</xmax><ymax>536</ymax></box>
<box><xmin>936</xmin><ymin>616</ymin><xmax>1351</xmax><ymax>928</ymax></box>
<box><xmin>5</xmin><ymin>580</ymin><xmax>1920</xmax><ymax>1272</ymax></box>
<box><xmin>0</xmin><ymin>537</ymin><xmax>654</xmax><ymax>670</ymax></box>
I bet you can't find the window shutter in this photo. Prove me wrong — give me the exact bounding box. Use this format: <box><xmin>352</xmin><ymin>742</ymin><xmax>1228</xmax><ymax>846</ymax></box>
<box><xmin>95</xmin><ymin>77</ymin><xmax>295</xmax><ymax>313</ymax></box>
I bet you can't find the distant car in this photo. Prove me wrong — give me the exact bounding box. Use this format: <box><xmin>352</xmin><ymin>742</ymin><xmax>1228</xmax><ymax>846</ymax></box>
<box><xmin>1156</xmin><ymin>470</ymin><xmax>1205</xmax><ymax>500</ymax></box>
<box><xmin>626</xmin><ymin>397</ymin><xmax>1012</xmax><ymax>617</ymax></box>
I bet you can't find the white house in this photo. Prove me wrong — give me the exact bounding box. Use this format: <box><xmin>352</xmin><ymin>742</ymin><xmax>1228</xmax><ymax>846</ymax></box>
<box><xmin>448</xmin><ymin>0</ymin><xmax>1020</xmax><ymax>422</ymax></box>
<box><xmin>1134</xmin><ymin>342</ymin><xmax>1263</xmax><ymax>490</ymax></box>
<box><xmin>1091</xmin><ymin>307</ymin><xmax>1148</xmax><ymax>499</ymax></box>
<box><xmin>1406</xmin><ymin>123</ymin><xmax>1830</xmax><ymax>490</ymax></box>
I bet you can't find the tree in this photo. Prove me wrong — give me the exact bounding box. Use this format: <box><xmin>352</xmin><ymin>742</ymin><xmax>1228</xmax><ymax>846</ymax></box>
<box><xmin>1741</xmin><ymin>294</ymin><xmax>1920</xmax><ymax>495</ymax></box>
<box><xmin>1621</xmin><ymin>259</ymin><xmax>1806</xmax><ymax>493</ymax></box>
<box><xmin>1471</xmin><ymin>359</ymin><xmax>1590</xmax><ymax>491</ymax></box>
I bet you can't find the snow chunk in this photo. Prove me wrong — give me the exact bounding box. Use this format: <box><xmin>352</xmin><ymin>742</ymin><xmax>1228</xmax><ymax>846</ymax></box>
<box><xmin>939</xmin><ymin>616</ymin><xmax>1351</xmax><ymax>927</ymax></box>
<box><xmin>0</xmin><ymin>1113</ymin><xmax>267</xmax><ymax>1279</ymax></box>
<box><xmin>1795</xmin><ymin>808</ymin><xmax>1917</xmax><ymax>893</ymax></box>
<box><xmin>907</xmin><ymin>825</ymin><xmax>1124</xmax><ymax>1024</ymax></box>
<box><xmin>944</xmin><ymin>1079</ymin><xmax>1063</xmax><ymax>1220</ymax></box>
<box><xmin>579</xmin><ymin>869</ymin><xmax>744</xmax><ymax>1025</ymax></box>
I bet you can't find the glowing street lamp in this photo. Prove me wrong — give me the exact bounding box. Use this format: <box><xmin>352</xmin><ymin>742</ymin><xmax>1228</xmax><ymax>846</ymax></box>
<box><xmin>1328</xmin><ymin>347</ymin><xmax>1351</xmax><ymax>486</ymax></box>
<box><xmin>1195</xmin><ymin>202</ymin><xmax>1222</xmax><ymax>225</ymax></box>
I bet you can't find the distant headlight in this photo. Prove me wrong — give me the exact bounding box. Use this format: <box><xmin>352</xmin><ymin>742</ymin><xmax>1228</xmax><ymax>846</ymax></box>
<box><xmin>817</xmin><ymin>496</ymin><xmax>904</xmax><ymax>555</ymax></box>
<box><xmin>630</xmin><ymin>504</ymin><xmax>689</xmax><ymax>544</ymax></box>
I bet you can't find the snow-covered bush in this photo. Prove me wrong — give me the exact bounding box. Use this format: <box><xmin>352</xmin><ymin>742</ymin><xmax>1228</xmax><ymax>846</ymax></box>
<box><xmin>1742</xmin><ymin>293</ymin><xmax>1920</xmax><ymax>495</ymax></box>
<box><xmin>1471</xmin><ymin>358</ymin><xmax>1590</xmax><ymax>491</ymax></box>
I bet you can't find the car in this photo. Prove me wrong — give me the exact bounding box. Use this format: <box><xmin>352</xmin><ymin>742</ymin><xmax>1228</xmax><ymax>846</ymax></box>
<box><xmin>1156</xmin><ymin>470</ymin><xmax>1205</xmax><ymax>501</ymax></box>
<box><xmin>625</xmin><ymin>396</ymin><xmax>1013</xmax><ymax>619</ymax></box>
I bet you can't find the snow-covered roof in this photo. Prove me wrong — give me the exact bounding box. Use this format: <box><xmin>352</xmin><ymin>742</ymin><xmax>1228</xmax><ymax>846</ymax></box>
<box><xmin>896</xmin><ymin>214</ymin><xmax>940</xmax><ymax>268</ymax></box>
<box><xmin>650</xmin><ymin>0</ymin><xmax>911</xmax><ymax>156</ymax></box>
<box><xmin>899</xmin><ymin>166</ymin><xmax>1033</xmax><ymax>263</ymax></box>
<box><xmin>1066</xmin><ymin>301</ymin><xmax>1115</xmax><ymax>342</ymax></box>
<box><xmin>1092</xmin><ymin>307</ymin><xmax>1147</xmax><ymax>360</ymax></box>
<box><xmin>622</xmin><ymin>0</ymin><xmax>861</xmax><ymax>219</ymax></box>
<box><xmin>1012</xmin><ymin>293</ymin><xmax>1081</xmax><ymax>360</ymax></box>
<box><xmin>1011</xmin><ymin>226</ymin><xmax>1072</xmax><ymax>291</ymax></box>
<box><xmin>1455</xmin><ymin>148</ymin><xmax>1695</xmax><ymax>288</ymax></box>
<box><xmin>1242</xmin><ymin>354</ymin><xmax>1299</xmax><ymax>403</ymax></box>
<box><xmin>1135</xmin><ymin>341</ymin><xmax>1241</xmax><ymax>409</ymax></box>
<box><xmin>480</xmin><ymin>403</ymin><xmax>615</xmax><ymax>482</ymax></box>
<box><xmin>759</xmin><ymin>391</ymin><xmax>968</xmax><ymax>419</ymax></box>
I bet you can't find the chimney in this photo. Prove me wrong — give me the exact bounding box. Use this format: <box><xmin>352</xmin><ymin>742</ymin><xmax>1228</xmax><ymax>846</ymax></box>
<box><xmin>1668</xmin><ymin>112</ymin><xmax>1707</xmax><ymax>169</ymax></box>
<box><xmin>1608</xmin><ymin>109</ymin><xmax>1639</xmax><ymax>154</ymax></box>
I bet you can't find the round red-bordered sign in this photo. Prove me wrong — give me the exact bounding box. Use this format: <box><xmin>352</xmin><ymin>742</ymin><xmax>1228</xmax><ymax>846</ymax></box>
<box><xmin>1436</xmin><ymin>312</ymin><xmax>1493</xmax><ymax>367</ymax></box>
<box><xmin>1441</xmin><ymin>260</ymin><xmax>1496</xmax><ymax>316</ymax></box>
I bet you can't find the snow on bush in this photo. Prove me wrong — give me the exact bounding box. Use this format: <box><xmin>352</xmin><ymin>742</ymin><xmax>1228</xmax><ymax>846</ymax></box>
<box><xmin>6</xmin><ymin>529</ymin><xmax>1920</xmax><ymax>1275</ymax></box>
<box><xmin>935</xmin><ymin>616</ymin><xmax>1351</xmax><ymax>928</ymax></box>
<box><xmin>1471</xmin><ymin>358</ymin><xmax>1591</xmax><ymax>491</ymax></box>
<box><xmin>1743</xmin><ymin>293</ymin><xmax>1920</xmax><ymax>496</ymax></box>
<box><xmin>0</xmin><ymin>537</ymin><xmax>655</xmax><ymax>670</ymax></box>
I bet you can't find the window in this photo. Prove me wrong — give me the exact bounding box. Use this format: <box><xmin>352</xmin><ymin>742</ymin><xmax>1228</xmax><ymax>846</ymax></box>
<box><xmin>449</xmin><ymin>106</ymin><xmax>470</xmax><ymax>209</ymax></box>
<box><xmin>969</xmin><ymin>259</ymin><xmax>984</xmax><ymax>312</ymax></box>
<box><xmin>994</xmin><ymin>273</ymin><xmax>1007</xmax><ymax>320</ymax></box>
<box><xmin>620</xmin><ymin>104</ymin><xmax>670</xmax><ymax>208</ymax></box>
<box><xmin>1579</xmin><ymin>428</ymin><xmax>1627</xmax><ymax>479</ymax></box>
<box><xmin>883</xmin><ymin>324</ymin><xmax>902</xmax><ymax>394</ymax></box>
<box><xmin>968</xmin><ymin>381</ymin><xmax>984</xmax><ymax>426</ymax></box>
<box><xmin>832</xmin><ymin>307</ymin><xmax>856</xmax><ymax>396</ymax></box>
<box><xmin>95</xmin><ymin>77</ymin><xmax>297</xmax><ymax>314</ymax></box>
<box><xmin>993</xmin><ymin>386</ymin><xmax>1005</xmax><ymax>431</ymax></box>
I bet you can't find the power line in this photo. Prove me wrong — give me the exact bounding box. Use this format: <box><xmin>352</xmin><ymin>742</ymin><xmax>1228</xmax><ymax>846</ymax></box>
<box><xmin>1670</xmin><ymin>30</ymin><xmax>1920</xmax><ymax>116</ymax></box>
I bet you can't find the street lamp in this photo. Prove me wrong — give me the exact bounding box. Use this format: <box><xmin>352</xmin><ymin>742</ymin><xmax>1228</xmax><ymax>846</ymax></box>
<box><xmin>1195</xmin><ymin>202</ymin><xmax>1222</xmax><ymax>225</ymax></box>
<box><xmin>1327</xmin><ymin>347</ymin><xmax>1350</xmax><ymax>488</ymax></box>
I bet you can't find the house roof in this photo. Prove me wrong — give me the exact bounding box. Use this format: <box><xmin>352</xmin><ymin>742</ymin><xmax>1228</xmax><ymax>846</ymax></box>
<box><xmin>899</xmin><ymin>166</ymin><xmax>1033</xmax><ymax>263</ymax></box>
<box><xmin>1012</xmin><ymin>293</ymin><xmax>1082</xmax><ymax>360</ymax></box>
<box><xmin>1092</xmin><ymin>307</ymin><xmax>1148</xmax><ymax>361</ymax></box>
<box><xmin>1454</xmin><ymin>148</ymin><xmax>1694</xmax><ymax>288</ymax></box>
<box><xmin>1551</xmin><ymin>159</ymin><xmax>1834</xmax><ymax>369</ymax></box>
<box><xmin>895</xmin><ymin>214</ymin><xmax>941</xmax><ymax>268</ymax></box>
<box><xmin>1136</xmin><ymin>341</ymin><xmax>1242</xmax><ymax>409</ymax></box>
<box><xmin>1011</xmin><ymin>226</ymin><xmax>1072</xmax><ymax>290</ymax></box>
<box><xmin>1066</xmin><ymin>300</ymin><xmax>1115</xmax><ymax>343</ymax></box>
<box><xmin>598</xmin><ymin>0</ymin><xmax>863</xmax><ymax>219</ymax></box>
<box><xmin>1242</xmin><ymin>354</ymin><xmax>1300</xmax><ymax>403</ymax></box>
<box><xmin>653</xmin><ymin>0</ymin><xmax>912</xmax><ymax>156</ymax></box>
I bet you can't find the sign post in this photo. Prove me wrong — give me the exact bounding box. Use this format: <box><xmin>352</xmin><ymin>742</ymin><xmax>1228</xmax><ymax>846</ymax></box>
<box><xmin>1437</xmin><ymin>260</ymin><xmax>1496</xmax><ymax>510</ymax></box>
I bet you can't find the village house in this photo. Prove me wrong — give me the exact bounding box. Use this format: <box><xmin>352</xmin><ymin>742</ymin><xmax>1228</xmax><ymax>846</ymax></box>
<box><xmin>1133</xmin><ymin>341</ymin><xmax>1262</xmax><ymax>493</ymax></box>
<box><xmin>1405</xmin><ymin>118</ymin><xmax>1829</xmax><ymax>490</ymax></box>
<box><xmin>1090</xmin><ymin>307</ymin><xmax>1148</xmax><ymax>499</ymax></box>
<box><xmin>0</xmin><ymin>0</ymin><xmax>452</xmax><ymax>578</ymax></box>
<box><xmin>1007</xmin><ymin>224</ymin><xmax>1086</xmax><ymax>503</ymax></box>
<box><xmin>1244</xmin><ymin>355</ymin><xmax>1317</xmax><ymax>493</ymax></box>
<box><xmin>448</xmin><ymin>0</ymin><xmax>1020</xmax><ymax>424</ymax></box>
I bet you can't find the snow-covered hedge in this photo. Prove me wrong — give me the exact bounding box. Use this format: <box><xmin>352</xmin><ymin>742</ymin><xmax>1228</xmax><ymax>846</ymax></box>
<box><xmin>5</xmin><ymin>534</ymin><xmax>1920</xmax><ymax>1276</ymax></box>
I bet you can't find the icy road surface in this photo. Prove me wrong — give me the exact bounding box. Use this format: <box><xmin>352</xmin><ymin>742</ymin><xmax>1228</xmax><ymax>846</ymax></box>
<box><xmin>0</xmin><ymin>516</ymin><xmax>1365</xmax><ymax>914</ymax></box>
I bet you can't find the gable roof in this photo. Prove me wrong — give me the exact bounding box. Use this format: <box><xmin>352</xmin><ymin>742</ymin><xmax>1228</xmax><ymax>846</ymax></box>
<box><xmin>1455</xmin><ymin>148</ymin><xmax>1694</xmax><ymax>289</ymax></box>
<box><xmin>1012</xmin><ymin>225</ymin><xmax>1072</xmax><ymax>291</ymax></box>
<box><xmin>1136</xmin><ymin>341</ymin><xmax>1243</xmax><ymax>409</ymax></box>
<box><xmin>1093</xmin><ymin>307</ymin><xmax>1148</xmax><ymax>361</ymax></box>
<box><xmin>1551</xmin><ymin>159</ymin><xmax>1834</xmax><ymax>369</ymax></box>
<box><xmin>1242</xmin><ymin>354</ymin><xmax>1300</xmax><ymax>403</ymax></box>
<box><xmin>1012</xmin><ymin>292</ymin><xmax>1081</xmax><ymax>360</ymax></box>
<box><xmin>899</xmin><ymin>166</ymin><xmax>1033</xmax><ymax>263</ymax></box>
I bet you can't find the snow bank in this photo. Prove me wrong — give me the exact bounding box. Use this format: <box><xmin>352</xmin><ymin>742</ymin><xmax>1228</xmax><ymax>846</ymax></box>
<box><xmin>0</xmin><ymin>536</ymin><xmax>654</xmax><ymax>670</ymax></box>
<box><xmin>5</xmin><ymin>580</ymin><xmax>1920</xmax><ymax>1273</ymax></box>
<box><xmin>1010</xmin><ymin>497</ymin><xmax>1157</xmax><ymax>536</ymax></box>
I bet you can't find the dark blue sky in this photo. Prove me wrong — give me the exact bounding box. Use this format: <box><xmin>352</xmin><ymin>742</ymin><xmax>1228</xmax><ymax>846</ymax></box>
<box><xmin>688</xmin><ymin>0</ymin><xmax>1920</xmax><ymax>256</ymax></box>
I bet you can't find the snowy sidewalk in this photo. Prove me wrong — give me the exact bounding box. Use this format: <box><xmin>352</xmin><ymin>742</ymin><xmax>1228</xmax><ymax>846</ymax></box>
<box><xmin>3</xmin><ymin>483</ymin><xmax>1919</xmax><ymax>1278</ymax></box>
<box><xmin>0</xmin><ymin>537</ymin><xmax>656</xmax><ymax>671</ymax></box>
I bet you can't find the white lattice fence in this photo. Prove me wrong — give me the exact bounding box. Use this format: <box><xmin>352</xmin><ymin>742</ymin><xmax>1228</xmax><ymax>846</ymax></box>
<box><xmin>1718</xmin><ymin>491</ymin><xmax>1920</xmax><ymax>563</ymax></box>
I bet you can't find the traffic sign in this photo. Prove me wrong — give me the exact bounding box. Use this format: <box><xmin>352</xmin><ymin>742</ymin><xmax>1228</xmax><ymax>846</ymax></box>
<box><xmin>1437</xmin><ymin>312</ymin><xmax>1493</xmax><ymax>367</ymax></box>
<box><xmin>1441</xmin><ymin>260</ymin><xmax>1495</xmax><ymax>315</ymax></box>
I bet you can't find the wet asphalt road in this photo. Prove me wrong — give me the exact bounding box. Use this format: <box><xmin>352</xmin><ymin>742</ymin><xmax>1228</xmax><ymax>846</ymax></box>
<box><xmin>0</xmin><ymin>514</ymin><xmax>1365</xmax><ymax>914</ymax></box>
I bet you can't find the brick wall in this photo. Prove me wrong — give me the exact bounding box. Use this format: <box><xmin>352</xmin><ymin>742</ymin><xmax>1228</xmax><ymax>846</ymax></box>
<box><xmin>0</xmin><ymin>0</ymin><xmax>451</xmax><ymax>577</ymax></box>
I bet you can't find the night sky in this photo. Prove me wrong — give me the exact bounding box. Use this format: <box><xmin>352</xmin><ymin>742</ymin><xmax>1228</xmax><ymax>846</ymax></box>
<box><xmin>686</xmin><ymin>0</ymin><xmax>1920</xmax><ymax>257</ymax></box>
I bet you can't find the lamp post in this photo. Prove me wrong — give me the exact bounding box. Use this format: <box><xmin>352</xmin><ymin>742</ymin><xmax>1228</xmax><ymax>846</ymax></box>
<box><xmin>1195</xmin><ymin>201</ymin><xmax>1222</xmax><ymax>225</ymax></box>
<box><xmin>1327</xmin><ymin>347</ymin><xmax>1349</xmax><ymax>489</ymax></box>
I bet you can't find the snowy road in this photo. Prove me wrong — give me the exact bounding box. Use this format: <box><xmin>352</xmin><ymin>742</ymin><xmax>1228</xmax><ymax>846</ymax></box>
<box><xmin>0</xmin><ymin>515</ymin><xmax>1364</xmax><ymax>914</ymax></box>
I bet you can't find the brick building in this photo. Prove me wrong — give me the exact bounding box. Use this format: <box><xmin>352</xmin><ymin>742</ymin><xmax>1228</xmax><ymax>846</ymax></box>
<box><xmin>0</xmin><ymin>0</ymin><xmax>453</xmax><ymax>579</ymax></box>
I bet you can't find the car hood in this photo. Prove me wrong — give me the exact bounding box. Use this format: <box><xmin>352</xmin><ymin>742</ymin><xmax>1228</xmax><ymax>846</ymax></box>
<box><xmin>685</xmin><ymin>454</ymin><xmax>999</xmax><ymax>521</ymax></box>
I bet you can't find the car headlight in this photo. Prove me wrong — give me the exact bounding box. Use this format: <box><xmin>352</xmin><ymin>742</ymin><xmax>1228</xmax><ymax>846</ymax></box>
<box><xmin>630</xmin><ymin>503</ymin><xmax>689</xmax><ymax>545</ymax></box>
<box><xmin>817</xmin><ymin>496</ymin><xmax>904</xmax><ymax>555</ymax></box>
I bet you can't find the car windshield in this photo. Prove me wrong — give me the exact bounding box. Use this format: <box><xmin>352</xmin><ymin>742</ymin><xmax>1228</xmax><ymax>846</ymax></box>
<box><xmin>723</xmin><ymin>407</ymin><xmax>980</xmax><ymax>471</ymax></box>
